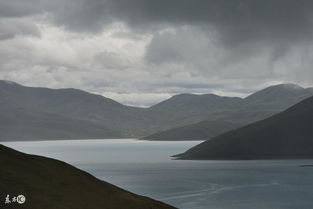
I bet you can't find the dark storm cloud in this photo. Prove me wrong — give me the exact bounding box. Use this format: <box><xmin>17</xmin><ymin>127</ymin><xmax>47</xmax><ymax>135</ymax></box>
<box><xmin>20</xmin><ymin>0</ymin><xmax>313</xmax><ymax>67</ymax></box>
<box><xmin>3</xmin><ymin>0</ymin><xmax>313</xmax><ymax>43</ymax></box>
<box><xmin>55</xmin><ymin>0</ymin><xmax>313</xmax><ymax>45</ymax></box>
<box><xmin>0</xmin><ymin>0</ymin><xmax>57</xmax><ymax>17</ymax></box>
<box><xmin>117</xmin><ymin>0</ymin><xmax>313</xmax><ymax>41</ymax></box>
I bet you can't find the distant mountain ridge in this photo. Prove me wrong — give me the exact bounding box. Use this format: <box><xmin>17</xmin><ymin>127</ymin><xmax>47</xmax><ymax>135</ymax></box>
<box><xmin>1</xmin><ymin>80</ymin><xmax>313</xmax><ymax>141</ymax></box>
<box><xmin>143</xmin><ymin>84</ymin><xmax>313</xmax><ymax>141</ymax></box>
<box><xmin>148</xmin><ymin>93</ymin><xmax>242</xmax><ymax>127</ymax></box>
<box><xmin>176</xmin><ymin>95</ymin><xmax>313</xmax><ymax>160</ymax></box>
<box><xmin>239</xmin><ymin>83</ymin><xmax>313</xmax><ymax>111</ymax></box>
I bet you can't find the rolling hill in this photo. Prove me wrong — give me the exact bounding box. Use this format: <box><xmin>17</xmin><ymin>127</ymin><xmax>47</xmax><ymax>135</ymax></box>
<box><xmin>176</xmin><ymin>95</ymin><xmax>313</xmax><ymax>160</ymax></box>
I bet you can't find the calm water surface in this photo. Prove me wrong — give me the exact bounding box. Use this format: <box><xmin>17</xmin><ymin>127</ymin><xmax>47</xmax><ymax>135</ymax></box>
<box><xmin>2</xmin><ymin>139</ymin><xmax>313</xmax><ymax>209</ymax></box>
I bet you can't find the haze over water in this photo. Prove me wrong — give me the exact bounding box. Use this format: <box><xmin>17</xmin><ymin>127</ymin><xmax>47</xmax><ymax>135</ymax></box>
<box><xmin>2</xmin><ymin>139</ymin><xmax>313</xmax><ymax>209</ymax></box>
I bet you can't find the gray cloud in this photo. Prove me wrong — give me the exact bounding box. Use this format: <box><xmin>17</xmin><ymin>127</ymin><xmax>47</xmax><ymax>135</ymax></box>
<box><xmin>0</xmin><ymin>18</ymin><xmax>40</xmax><ymax>40</ymax></box>
<box><xmin>3</xmin><ymin>0</ymin><xmax>313</xmax><ymax>42</ymax></box>
<box><xmin>54</xmin><ymin>0</ymin><xmax>313</xmax><ymax>44</ymax></box>
<box><xmin>93</xmin><ymin>51</ymin><xmax>134</xmax><ymax>70</ymax></box>
<box><xmin>43</xmin><ymin>0</ymin><xmax>313</xmax><ymax>72</ymax></box>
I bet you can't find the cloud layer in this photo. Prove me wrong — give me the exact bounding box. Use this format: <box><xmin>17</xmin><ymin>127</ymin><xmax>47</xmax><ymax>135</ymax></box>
<box><xmin>1</xmin><ymin>0</ymin><xmax>313</xmax><ymax>106</ymax></box>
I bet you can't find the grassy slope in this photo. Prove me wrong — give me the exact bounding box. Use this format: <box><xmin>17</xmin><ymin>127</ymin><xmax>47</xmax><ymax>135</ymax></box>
<box><xmin>0</xmin><ymin>145</ymin><xmax>176</xmax><ymax>209</ymax></box>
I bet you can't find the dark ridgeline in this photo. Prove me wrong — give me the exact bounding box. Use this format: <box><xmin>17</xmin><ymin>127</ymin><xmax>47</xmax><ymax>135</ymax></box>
<box><xmin>0</xmin><ymin>144</ymin><xmax>177</xmax><ymax>209</ymax></box>
<box><xmin>177</xmin><ymin>95</ymin><xmax>313</xmax><ymax>160</ymax></box>
<box><xmin>0</xmin><ymin>80</ymin><xmax>313</xmax><ymax>141</ymax></box>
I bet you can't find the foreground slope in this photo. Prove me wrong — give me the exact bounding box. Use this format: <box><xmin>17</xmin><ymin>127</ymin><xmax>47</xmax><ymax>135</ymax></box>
<box><xmin>177</xmin><ymin>96</ymin><xmax>313</xmax><ymax>159</ymax></box>
<box><xmin>0</xmin><ymin>145</ymin><xmax>176</xmax><ymax>209</ymax></box>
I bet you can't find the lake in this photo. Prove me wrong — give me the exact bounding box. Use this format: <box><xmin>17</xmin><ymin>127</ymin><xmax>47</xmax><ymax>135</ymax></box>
<box><xmin>2</xmin><ymin>139</ymin><xmax>313</xmax><ymax>209</ymax></box>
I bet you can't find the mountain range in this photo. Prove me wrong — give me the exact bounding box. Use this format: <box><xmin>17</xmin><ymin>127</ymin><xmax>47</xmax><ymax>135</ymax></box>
<box><xmin>143</xmin><ymin>84</ymin><xmax>313</xmax><ymax>140</ymax></box>
<box><xmin>0</xmin><ymin>144</ymin><xmax>176</xmax><ymax>209</ymax></box>
<box><xmin>176</xmin><ymin>95</ymin><xmax>313</xmax><ymax>159</ymax></box>
<box><xmin>0</xmin><ymin>80</ymin><xmax>313</xmax><ymax>141</ymax></box>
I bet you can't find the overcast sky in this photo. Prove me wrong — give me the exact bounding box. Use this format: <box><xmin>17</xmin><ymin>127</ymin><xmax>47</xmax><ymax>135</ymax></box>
<box><xmin>1</xmin><ymin>0</ymin><xmax>313</xmax><ymax>106</ymax></box>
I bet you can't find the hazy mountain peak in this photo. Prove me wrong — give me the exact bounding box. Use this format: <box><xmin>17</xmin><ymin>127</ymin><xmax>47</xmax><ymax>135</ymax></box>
<box><xmin>171</xmin><ymin>93</ymin><xmax>221</xmax><ymax>99</ymax></box>
<box><xmin>275</xmin><ymin>83</ymin><xmax>304</xmax><ymax>90</ymax></box>
<box><xmin>201</xmin><ymin>93</ymin><xmax>221</xmax><ymax>98</ymax></box>
<box><xmin>152</xmin><ymin>93</ymin><xmax>229</xmax><ymax>108</ymax></box>
<box><xmin>171</xmin><ymin>93</ymin><xmax>197</xmax><ymax>98</ymax></box>
<box><xmin>244</xmin><ymin>83</ymin><xmax>308</xmax><ymax>101</ymax></box>
<box><xmin>260</xmin><ymin>83</ymin><xmax>305</xmax><ymax>93</ymax></box>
